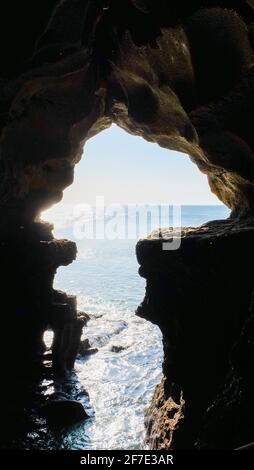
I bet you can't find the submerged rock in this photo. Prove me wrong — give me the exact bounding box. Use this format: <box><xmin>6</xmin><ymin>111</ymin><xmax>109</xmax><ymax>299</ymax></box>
<box><xmin>85</xmin><ymin>348</ymin><xmax>98</xmax><ymax>355</ymax></box>
<box><xmin>79</xmin><ymin>339</ymin><xmax>98</xmax><ymax>357</ymax></box>
<box><xmin>79</xmin><ymin>338</ymin><xmax>90</xmax><ymax>355</ymax></box>
<box><xmin>41</xmin><ymin>399</ymin><xmax>88</xmax><ymax>427</ymax></box>
<box><xmin>111</xmin><ymin>345</ymin><xmax>127</xmax><ymax>353</ymax></box>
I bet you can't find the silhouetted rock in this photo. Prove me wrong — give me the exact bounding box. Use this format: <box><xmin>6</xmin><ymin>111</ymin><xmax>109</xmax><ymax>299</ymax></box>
<box><xmin>77</xmin><ymin>311</ymin><xmax>90</xmax><ymax>326</ymax></box>
<box><xmin>137</xmin><ymin>218</ymin><xmax>254</xmax><ymax>449</ymax></box>
<box><xmin>41</xmin><ymin>399</ymin><xmax>88</xmax><ymax>427</ymax></box>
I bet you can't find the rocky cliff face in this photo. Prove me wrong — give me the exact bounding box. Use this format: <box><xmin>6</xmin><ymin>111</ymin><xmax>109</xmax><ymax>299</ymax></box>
<box><xmin>1</xmin><ymin>0</ymin><xmax>254</xmax><ymax>448</ymax></box>
<box><xmin>136</xmin><ymin>219</ymin><xmax>254</xmax><ymax>448</ymax></box>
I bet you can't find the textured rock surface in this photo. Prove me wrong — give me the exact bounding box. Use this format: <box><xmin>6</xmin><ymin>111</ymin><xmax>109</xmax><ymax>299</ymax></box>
<box><xmin>2</xmin><ymin>2</ymin><xmax>254</xmax><ymax>219</ymax></box>
<box><xmin>137</xmin><ymin>218</ymin><xmax>254</xmax><ymax>448</ymax></box>
<box><xmin>1</xmin><ymin>0</ymin><xmax>254</xmax><ymax>449</ymax></box>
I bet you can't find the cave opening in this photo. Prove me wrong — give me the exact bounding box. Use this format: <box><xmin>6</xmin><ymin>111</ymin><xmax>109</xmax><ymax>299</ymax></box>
<box><xmin>40</xmin><ymin>124</ymin><xmax>229</xmax><ymax>450</ymax></box>
<box><xmin>1</xmin><ymin>0</ymin><xmax>254</xmax><ymax>452</ymax></box>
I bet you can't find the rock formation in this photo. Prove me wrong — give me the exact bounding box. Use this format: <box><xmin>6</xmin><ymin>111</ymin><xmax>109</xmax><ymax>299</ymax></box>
<box><xmin>41</xmin><ymin>398</ymin><xmax>88</xmax><ymax>427</ymax></box>
<box><xmin>137</xmin><ymin>219</ymin><xmax>254</xmax><ymax>448</ymax></box>
<box><xmin>1</xmin><ymin>0</ymin><xmax>254</xmax><ymax>448</ymax></box>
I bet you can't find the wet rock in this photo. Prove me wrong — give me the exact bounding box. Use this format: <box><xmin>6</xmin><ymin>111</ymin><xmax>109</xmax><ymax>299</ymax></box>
<box><xmin>79</xmin><ymin>339</ymin><xmax>98</xmax><ymax>357</ymax></box>
<box><xmin>47</xmin><ymin>391</ymin><xmax>69</xmax><ymax>401</ymax></box>
<box><xmin>111</xmin><ymin>345</ymin><xmax>127</xmax><ymax>353</ymax></box>
<box><xmin>41</xmin><ymin>399</ymin><xmax>88</xmax><ymax>427</ymax></box>
<box><xmin>77</xmin><ymin>311</ymin><xmax>90</xmax><ymax>326</ymax></box>
<box><xmin>79</xmin><ymin>339</ymin><xmax>90</xmax><ymax>355</ymax></box>
<box><xmin>77</xmin><ymin>389</ymin><xmax>89</xmax><ymax>398</ymax></box>
<box><xmin>85</xmin><ymin>348</ymin><xmax>98</xmax><ymax>355</ymax></box>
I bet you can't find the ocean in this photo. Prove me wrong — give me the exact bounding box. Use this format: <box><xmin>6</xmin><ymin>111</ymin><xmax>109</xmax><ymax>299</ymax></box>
<box><xmin>40</xmin><ymin>204</ymin><xmax>230</xmax><ymax>450</ymax></box>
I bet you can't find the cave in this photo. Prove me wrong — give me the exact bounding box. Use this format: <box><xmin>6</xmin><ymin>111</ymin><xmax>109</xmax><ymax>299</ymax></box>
<box><xmin>1</xmin><ymin>0</ymin><xmax>254</xmax><ymax>451</ymax></box>
<box><xmin>40</xmin><ymin>123</ymin><xmax>225</xmax><ymax>449</ymax></box>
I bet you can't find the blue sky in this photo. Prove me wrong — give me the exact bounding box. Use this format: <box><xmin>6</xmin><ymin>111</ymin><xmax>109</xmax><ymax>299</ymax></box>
<box><xmin>61</xmin><ymin>124</ymin><xmax>220</xmax><ymax>205</ymax></box>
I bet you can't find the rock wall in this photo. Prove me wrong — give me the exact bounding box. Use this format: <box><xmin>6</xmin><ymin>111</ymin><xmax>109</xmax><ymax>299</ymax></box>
<box><xmin>1</xmin><ymin>0</ymin><xmax>254</xmax><ymax>448</ymax></box>
<box><xmin>0</xmin><ymin>218</ymin><xmax>85</xmax><ymax>376</ymax></box>
<box><xmin>136</xmin><ymin>219</ymin><xmax>254</xmax><ymax>448</ymax></box>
